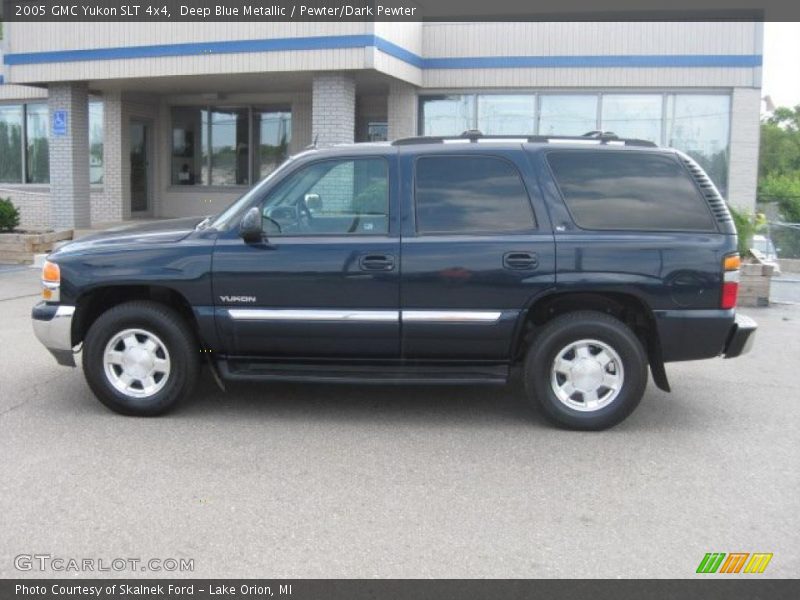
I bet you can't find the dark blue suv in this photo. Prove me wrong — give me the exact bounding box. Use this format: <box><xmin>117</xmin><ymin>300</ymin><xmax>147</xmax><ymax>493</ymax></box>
<box><xmin>32</xmin><ymin>132</ymin><xmax>756</xmax><ymax>430</ymax></box>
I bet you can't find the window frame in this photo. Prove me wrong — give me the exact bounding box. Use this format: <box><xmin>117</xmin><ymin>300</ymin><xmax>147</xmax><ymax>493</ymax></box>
<box><xmin>411</xmin><ymin>153</ymin><xmax>538</xmax><ymax>237</ymax></box>
<box><xmin>169</xmin><ymin>104</ymin><xmax>292</xmax><ymax>189</ymax></box>
<box><xmin>543</xmin><ymin>148</ymin><xmax>720</xmax><ymax>234</ymax></box>
<box><xmin>0</xmin><ymin>99</ymin><xmax>105</xmax><ymax>187</ymax></box>
<box><xmin>257</xmin><ymin>155</ymin><xmax>392</xmax><ymax>238</ymax></box>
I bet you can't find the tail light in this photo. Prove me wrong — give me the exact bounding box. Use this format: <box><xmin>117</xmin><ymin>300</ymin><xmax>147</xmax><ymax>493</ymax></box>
<box><xmin>721</xmin><ymin>253</ymin><xmax>740</xmax><ymax>310</ymax></box>
<box><xmin>41</xmin><ymin>260</ymin><xmax>60</xmax><ymax>302</ymax></box>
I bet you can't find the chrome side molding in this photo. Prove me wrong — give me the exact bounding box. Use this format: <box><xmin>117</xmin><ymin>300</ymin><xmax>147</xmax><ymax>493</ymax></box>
<box><xmin>227</xmin><ymin>308</ymin><xmax>506</xmax><ymax>324</ymax></box>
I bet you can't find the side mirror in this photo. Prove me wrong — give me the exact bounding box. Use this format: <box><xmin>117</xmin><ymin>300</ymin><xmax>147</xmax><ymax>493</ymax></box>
<box><xmin>239</xmin><ymin>207</ymin><xmax>263</xmax><ymax>243</ymax></box>
<box><xmin>304</xmin><ymin>193</ymin><xmax>322</xmax><ymax>212</ymax></box>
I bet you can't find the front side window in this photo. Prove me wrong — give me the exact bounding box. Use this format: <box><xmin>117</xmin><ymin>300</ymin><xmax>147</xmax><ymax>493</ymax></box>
<box><xmin>261</xmin><ymin>157</ymin><xmax>389</xmax><ymax>236</ymax></box>
<box><xmin>546</xmin><ymin>150</ymin><xmax>716</xmax><ymax>231</ymax></box>
<box><xmin>414</xmin><ymin>156</ymin><xmax>535</xmax><ymax>235</ymax></box>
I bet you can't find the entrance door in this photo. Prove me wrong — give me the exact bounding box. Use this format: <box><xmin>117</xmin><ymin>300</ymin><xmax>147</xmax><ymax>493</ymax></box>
<box><xmin>130</xmin><ymin>120</ymin><xmax>151</xmax><ymax>213</ymax></box>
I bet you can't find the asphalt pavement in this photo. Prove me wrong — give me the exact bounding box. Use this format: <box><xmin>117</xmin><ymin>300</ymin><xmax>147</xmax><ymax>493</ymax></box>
<box><xmin>0</xmin><ymin>268</ymin><xmax>798</xmax><ymax>578</ymax></box>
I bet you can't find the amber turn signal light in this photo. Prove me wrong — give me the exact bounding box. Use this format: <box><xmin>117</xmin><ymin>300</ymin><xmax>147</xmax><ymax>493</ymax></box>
<box><xmin>42</xmin><ymin>260</ymin><xmax>60</xmax><ymax>283</ymax></box>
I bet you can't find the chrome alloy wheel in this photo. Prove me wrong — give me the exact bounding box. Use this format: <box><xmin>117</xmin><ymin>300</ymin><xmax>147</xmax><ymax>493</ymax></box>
<box><xmin>103</xmin><ymin>328</ymin><xmax>171</xmax><ymax>398</ymax></box>
<box><xmin>550</xmin><ymin>339</ymin><xmax>624</xmax><ymax>412</ymax></box>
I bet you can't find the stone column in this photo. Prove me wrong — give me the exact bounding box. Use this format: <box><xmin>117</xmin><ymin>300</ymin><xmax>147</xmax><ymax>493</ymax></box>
<box><xmin>94</xmin><ymin>89</ymin><xmax>129</xmax><ymax>223</ymax></box>
<box><xmin>388</xmin><ymin>80</ymin><xmax>418</xmax><ymax>141</ymax></box>
<box><xmin>312</xmin><ymin>73</ymin><xmax>356</xmax><ymax>146</ymax></box>
<box><xmin>727</xmin><ymin>87</ymin><xmax>761</xmax><ymax>212</ymax></box>
<box><xmin>48</xmin><ymin>82</ymin><xmax>90</xmax><ymax>229</ymax></box>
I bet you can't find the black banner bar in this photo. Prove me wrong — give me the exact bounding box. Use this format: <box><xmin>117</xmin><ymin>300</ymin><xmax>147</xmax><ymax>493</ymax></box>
<box><xmin>2</xmin><ymin>579</ymin><xmax>800</xmax><ymax>600</ymax></box>
<box><xmin>2</xmin><ymin>0</ymin><xmax>796</xmax><ymax>22</ymax></box>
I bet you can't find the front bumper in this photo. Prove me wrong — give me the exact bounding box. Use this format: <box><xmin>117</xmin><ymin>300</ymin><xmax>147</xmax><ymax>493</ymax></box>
<box><xmin>723</xmin><ymin>313</ymin><xmax>757</xmax><ymax>358</ymax></box>
<box><xmin>32</xmin><ymin>302</ymin><xmax>76</xmax><ymax>367</ymax></box>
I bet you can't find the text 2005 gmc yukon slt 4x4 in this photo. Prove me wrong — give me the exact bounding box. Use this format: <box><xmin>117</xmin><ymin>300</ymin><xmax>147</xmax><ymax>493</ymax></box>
<box><xmin>32</xmin><ymin>132</ymin><xmax>756</xmax><ymax>430</ymax></box>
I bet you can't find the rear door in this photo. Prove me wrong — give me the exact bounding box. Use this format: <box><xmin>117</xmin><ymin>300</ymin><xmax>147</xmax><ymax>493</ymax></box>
<box><xmin>399</xmin><ymin>147</ymin><xmax>556</xmax><ymax>360</ymax></box>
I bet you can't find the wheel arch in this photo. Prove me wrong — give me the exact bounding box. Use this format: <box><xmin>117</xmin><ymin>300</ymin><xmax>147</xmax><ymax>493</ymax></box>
<box><xmin>72</xmin><ymin>285</ymin><xmax>201</xmax><ymax>348</ymax></box>
<box><xmin>514</xmin><ymin>290</ymin><xmax>670</xmax><ymax>392</ymax></box>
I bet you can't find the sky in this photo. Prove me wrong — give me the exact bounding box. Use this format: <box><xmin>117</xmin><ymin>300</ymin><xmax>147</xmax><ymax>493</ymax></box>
<box><xmin>762</xmin><ymin>22</ymin><xmax>800</xmax><ymax>110</ymax></box>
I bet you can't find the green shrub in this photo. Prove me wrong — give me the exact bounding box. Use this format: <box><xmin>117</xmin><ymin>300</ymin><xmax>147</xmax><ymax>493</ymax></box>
<box><xmin>758</xmin><ymin>172</ymin><xmax>800</xmax><ymax>222</ymax></box>
<box><xmin>728</xmin><ymin>206</ymin><xmax>755</xmax><ymax>257</ymax></box>
<box><xmin>0</xmin><ymin>197</ymin><xmax>20</xmax><ymax>232</ymax></box>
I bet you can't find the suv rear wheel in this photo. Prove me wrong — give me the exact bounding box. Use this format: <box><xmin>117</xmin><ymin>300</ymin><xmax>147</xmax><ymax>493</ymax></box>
<box><xmin>524</xmin><ymin>311</ymin><xmax>647</xmax><ymax>430</ymax></box>
<box><xmin>82</xmin><ymin>301</ymin><xmax>199</xmax><ymax>416</ymax></box>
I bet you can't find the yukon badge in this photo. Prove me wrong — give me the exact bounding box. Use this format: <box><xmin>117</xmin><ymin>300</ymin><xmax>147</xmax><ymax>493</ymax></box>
<box><xmin>220</xmin><ymin>295</ymin><xmax>257</xmax><ymax>304</ymax></box>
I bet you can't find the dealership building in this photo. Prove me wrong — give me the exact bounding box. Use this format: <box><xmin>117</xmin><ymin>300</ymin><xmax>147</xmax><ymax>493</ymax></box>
<box><xmin>0</xmin><ymin>21</ymin><xmax>762</xmax><ymax>229</ymax></box>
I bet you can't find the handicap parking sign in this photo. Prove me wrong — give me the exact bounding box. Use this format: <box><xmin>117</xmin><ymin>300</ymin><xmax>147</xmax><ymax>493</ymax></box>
<box><xmin>52</xmin><ymin>110</ymin><xmax>68</xmax><ymax>136</ymax></box>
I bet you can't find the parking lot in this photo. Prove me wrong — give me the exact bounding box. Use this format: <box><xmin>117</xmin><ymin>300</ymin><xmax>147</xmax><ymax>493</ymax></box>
<box><xmin>1</xmin><ymin>266</ymin><xmax>798</xmax><ymax>578</ymax></box>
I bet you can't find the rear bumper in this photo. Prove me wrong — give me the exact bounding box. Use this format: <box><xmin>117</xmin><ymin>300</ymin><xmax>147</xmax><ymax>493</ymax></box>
<box><xmin>723</xmin><ymin>313</ymin><xmax>757</xmax><ymax>358</ymax></box>
<box><xmin>31</xmin><ymin>302</ymin><xmax>76</xmax><ymax>367</ymax></box>
<box><xmin>654</xmin><ymin>309</ymin><xmax>756</xmax><ymax>362</ymax></box>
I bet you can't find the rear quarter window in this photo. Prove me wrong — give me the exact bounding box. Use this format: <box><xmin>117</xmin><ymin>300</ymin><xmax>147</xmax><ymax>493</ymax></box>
<box><xmin>546</xmin><ymin>150</ymin><xmax>717</xmax><ymax>232</ymax></box>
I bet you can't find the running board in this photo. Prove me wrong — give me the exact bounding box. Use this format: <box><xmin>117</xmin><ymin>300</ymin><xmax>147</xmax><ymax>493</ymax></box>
<box><xmin>218</xmin><ymin>360</ymin><xmax>509</xmax><ymax>385</ymax></box>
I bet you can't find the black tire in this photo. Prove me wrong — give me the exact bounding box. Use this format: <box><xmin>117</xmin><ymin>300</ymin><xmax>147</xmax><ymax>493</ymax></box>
<box><xmin>82</xmin><ymin>300</ymin><xmax>199</xmax><ymax>416</ymax></box>
<box><xmin>524</xmin><ymin>311</ymin><xmax>647</xmax><ymax>430</ymax></box>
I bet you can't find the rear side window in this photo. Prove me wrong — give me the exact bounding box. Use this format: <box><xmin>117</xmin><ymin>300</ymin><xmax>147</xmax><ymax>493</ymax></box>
<box><xmin>546</xmin><ymin>151</ymin><xmax>716</xmax><ymax>231</ymax></box>
<box><xmin>414</xmin><ymin>156</ymin><xmax>535</xmax><ymax>234</ymax></box>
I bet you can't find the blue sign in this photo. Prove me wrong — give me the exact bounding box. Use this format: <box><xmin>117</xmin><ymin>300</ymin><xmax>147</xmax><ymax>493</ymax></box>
<box><xmin>52</xmin><ymin>110</ymin><xmax>68</xmax><ymax>136</ymax></box>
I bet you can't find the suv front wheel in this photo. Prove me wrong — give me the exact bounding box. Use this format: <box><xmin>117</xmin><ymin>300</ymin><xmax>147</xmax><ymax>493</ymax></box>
<box><xmin>82</xmin><ymin>301</ymin><xmax>199</xmax><ymax>416</ymax></box>
<box><xmin>524</xmin><ymin>311</ymin><xmax>648</xmax><ymax>430</ymax></box>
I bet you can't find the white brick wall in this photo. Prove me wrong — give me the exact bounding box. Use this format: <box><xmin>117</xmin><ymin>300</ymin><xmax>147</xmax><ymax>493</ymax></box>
<box><xmin>0</xmin><ymin>187</ymin><xmax>50</xmax><ymax>229</ymax></box>
<box><xmin>727</xmin><ymin>88</ymin><xmax>761</xmax><ymax>212</ymax></box>
<box><xmin>91</xmin><ymin>90</ymin><xmax>126</xmax><ymax>223</ymax></box>
<box><xmin>388</xmin><ymin>81</ymin><xmax>418</xmax><ymax>140</ymax></box>
<box><xmin>47</xmin><ymin>82</ymin><xmax>91</xmax><ymax>229</ymax></box>
<box><xmin>312</xmin><ymin>73</ymin><xmax>355</xmax><ymax>146</ymax></box>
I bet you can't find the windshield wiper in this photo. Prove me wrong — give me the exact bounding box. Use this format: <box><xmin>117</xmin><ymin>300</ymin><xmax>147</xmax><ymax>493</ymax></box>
<box><xmin>195</xmin><ymin>216</ymin><xmax>213</xmax><ymax>230</ymax></box>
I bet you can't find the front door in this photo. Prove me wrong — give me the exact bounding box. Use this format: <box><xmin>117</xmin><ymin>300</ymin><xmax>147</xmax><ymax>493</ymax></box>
<box><xmin>130</xmin><ymin>120</ymin><xmax>150</xmax><ymax>213</ymax></box>
<box><xmin>213</xmin><ymin>154</ymin><xmax>401</xmax><ymax>359</ymax></box>
<box><xmin>399</xmin><ymin>149</ymin><xmax>556</xmax><ymax>360</ymax></box>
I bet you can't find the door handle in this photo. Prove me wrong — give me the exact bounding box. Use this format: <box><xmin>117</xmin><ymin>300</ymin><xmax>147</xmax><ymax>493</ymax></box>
<box><xmin>359</xmin><ymin>253</ymin><xmax>395</xmax><ymax>271</ymax></box>
<box><xmin>503</xmin><ymin>251</ymin><xmax>538</xmax><ymax>270</ymax></box>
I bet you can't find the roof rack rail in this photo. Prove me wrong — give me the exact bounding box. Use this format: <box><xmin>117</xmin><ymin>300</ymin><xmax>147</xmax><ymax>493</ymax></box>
<box><xmin>392</xmin><ymin>130</ymin><xmax>657</xmax><ymax>148</ymax></box>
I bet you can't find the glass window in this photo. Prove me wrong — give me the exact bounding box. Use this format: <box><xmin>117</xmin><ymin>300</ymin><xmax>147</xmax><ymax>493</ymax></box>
<box><xmin>209</xmin><ymin>108</ymin><xmax>248</xmax><ymax>186</ymax></box>
<box><xmin>420</xmin><ymin>95</ymin><xmax>474</xmax><ymax>136</ymax></box>
<box><xmin>171</xmin><ymin>107</ymin><xmax>205</xmax><ymax>185</ymax></box>
<box><xmin>601</xmin><ymin>95</ymin><xmax>663</xmax><ymax>143</ymax></box>
<box><xmin>667</xmin><ymin>94</ymin><xmax>730</xmax><ymax>195</ymax></box>
<box><xmin>25</xmin><ymin>103</ymin><xmax>49</xmax><ymax>183</ymax></box>
<box><xmin>172</xmin><ymin>106</ymin><xmax>291</xmax><ymax>186</ymax></box>
<box><xmin>546</xmin><ymin>150</ymin><xmax>716</xmax><ymax>231</ymax></box>
<box><xmin>261</xmin><ymin>158</ymin><xmax>389</xmax><ymax>236</ymax></box>
<box><xmin>414</xmin><ymin>156</ymin><xmax>535</xmax><ymax>234</ymax></box>
<box><xmin>367</xmin><ymin>121</ymin><xmax>388</xmax><ymax>142</ymax></box>
<box><xmin>539</xmin><ymin>95</ymin><xmax>598</xmax><ymax>136</ymax></box>
<box><xmin>89</xmin><ymin>102</ymin><xmax>104</xmax><ymax>184</ymax></box>
<box><xmin>252</xmin><ymin>109</ymin><xmax>291</xmax><ymax>181</ymax></box>
<box><xmin>0</xmin><ymin>105</ymin><xmax>23</xmax><ymax>183</ymax></box>
<box><xmin>478</xmin><ymin>95</ymin><xmax>536</xmax><ymax>135</ymax></box>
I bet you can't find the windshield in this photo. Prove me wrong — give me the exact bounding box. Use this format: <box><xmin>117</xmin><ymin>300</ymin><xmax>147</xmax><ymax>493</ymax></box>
<box><xmin>209</xmin><ymin>154</ymin><xmax>298</xmax><ymax>230</ymax></box>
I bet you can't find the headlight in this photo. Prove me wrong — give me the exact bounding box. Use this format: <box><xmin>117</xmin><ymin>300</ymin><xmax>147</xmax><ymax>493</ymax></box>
<box><xmin>42</xmin><ymin>260</ymin><xmax>61</xmax><ymax>302</ymax></box>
